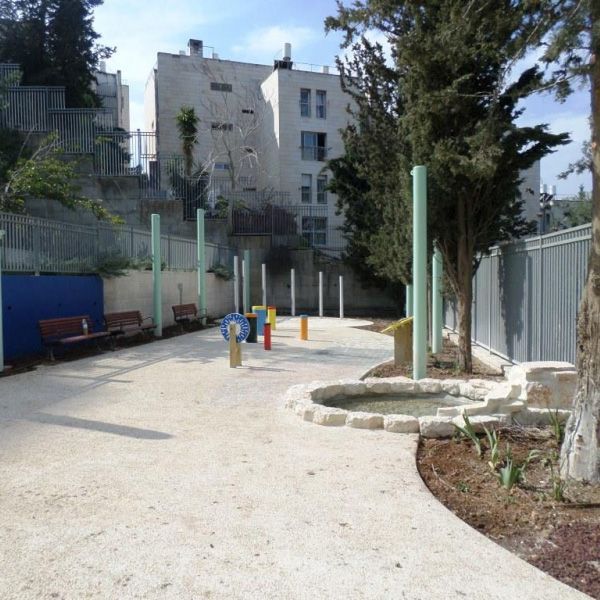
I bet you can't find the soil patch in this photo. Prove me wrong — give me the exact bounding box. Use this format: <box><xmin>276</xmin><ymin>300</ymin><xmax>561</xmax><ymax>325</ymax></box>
<box><xmin>359</xmin><ymin>319</ymin><xmax>502</xmax><ymax>380</ymax></box>
<box><xmin>417</xmin><ymin>428</ymin><xmax>600</xmax><ymax>599</ymax></box>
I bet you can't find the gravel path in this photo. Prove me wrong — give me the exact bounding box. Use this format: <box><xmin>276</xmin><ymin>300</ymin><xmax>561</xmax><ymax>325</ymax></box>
<box><xmin>0</xmin><ymin>318</ymin><xmax>588</xmax><ymax>599</ymax></box>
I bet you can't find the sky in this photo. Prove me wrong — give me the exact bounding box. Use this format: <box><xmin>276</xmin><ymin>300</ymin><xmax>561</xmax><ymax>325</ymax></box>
<box><xmin>93</xmin><ymin>0</ymin><xmax>591</xmax><ymax>196</ymax></box>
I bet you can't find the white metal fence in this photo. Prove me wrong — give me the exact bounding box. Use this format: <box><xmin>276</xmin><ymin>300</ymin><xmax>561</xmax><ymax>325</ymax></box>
<box><xmin>444</xmin><ymin>224</ymin><xmax>592</xmax><ymax>364</ymax></box>
<box><xmin>0</xmin><ymin>212</ymin><xmax>233</xmax><ymax>274</ymax></box>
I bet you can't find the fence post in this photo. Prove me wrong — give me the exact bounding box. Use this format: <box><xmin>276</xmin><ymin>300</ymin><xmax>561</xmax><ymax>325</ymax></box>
<box><xmin>339</xmin><ymin>275</ymin><xmax>344</xmax><ymax>319</ymax></box>
<box><xmin>151</xmin><ymin>214</ymin><xmax>163</xmax><ymax>337</ymax></box>
<box><xmin>538</xmin><ymin>234</ymin><xmax>543</xmax><ymax>361</ymax></box>
<box><xmin>130</xmin><ymin>226</ymin><xmax>134</xmax><ymax>258</ymax></box>
<box><xmin>243</xmin><ymin>249</ymin><xmax>250</xmax><ymax>313</ymax></box>
<box><xmin>197</xmin><ymin>209</ymin><xmax>207</xmax><ymax>325</ymax></box>
<box><xmin>432</xmin><ymin>246</ymin><xmax>443</xmax><ymax>354</ymax></box>
<box><xmin>136</xmin><ymin>128</ymin><xmax>142</xmax><ymax>168</ymax></box>
<box><xmin>406</xmin><ymin>283</ymin><xmax>413</xmax><ymax>317</ymax></box>
<box><xmin>167</xmin><ymin>234</ymin><xmax>171</xmax><ymax>269</ymax></box>
<box><xmin>261</xmin><ymin>262</ymin><xmax>267</xmax><ymax>306</ymax></box>
<box><xmin>33</xmin><ymin>221</ymin><xmax>41</xmax><ymax>275</ymax></box>
<box><xmin>291</xmin><ymin>268</ymin><xmax>296</xmax><ymax>316</ymax></box>
<box><xmin>488</xmin><ymin>252</ymin><xmax>493</xmax><ymax>355</ymax></box>
<box><xmin>412</xmin><ymin>165</ymin><xmax>427</xmax><ymax>380</ymax></box>
<box><xmin>233</xmin><ymin>255</ymin><xmax>240</xmax><ymax>313</ymax></box>
<box><xmin>0</xmin><ymin>230</ymin><xmax>4</xmax><ymax>372</ymax></box>
<box><xmin>318</xmin><ymin>271</ymin><xmax>324</xmax><ymax>317</ymax></box>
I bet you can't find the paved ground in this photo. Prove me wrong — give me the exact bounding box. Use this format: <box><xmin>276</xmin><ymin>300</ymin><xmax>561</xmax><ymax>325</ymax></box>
<box><xmin>0</xmin><ymin>318</ymin><xmax>589</xmax><ymax>599</ymax></box>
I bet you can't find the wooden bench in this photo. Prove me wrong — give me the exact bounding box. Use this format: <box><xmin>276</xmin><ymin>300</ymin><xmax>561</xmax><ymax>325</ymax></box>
<box><xmin>104</xmin><ymin>310</ymin><xmax>155</xmax><ymax>343</ymax></box>
<box><xmin>172</xmin><ymin>303</ymin><xmax>206</xmax><ymax>329</ymax></box>
<box><xmin>39</xmin><ymin>315</ymin><xmax>110</xmax><ymax>360</ymax></box>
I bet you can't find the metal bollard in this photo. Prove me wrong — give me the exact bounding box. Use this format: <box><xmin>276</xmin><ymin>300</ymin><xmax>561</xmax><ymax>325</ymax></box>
<box><xmin>264</xmin><ymin>322</ymin><xmax>272</xmax><ymax>350</ymax></box>
<box><xmin>300</xmin><ymin>314</ymin><xmax>308</xmax><ymax>341</ymax></box>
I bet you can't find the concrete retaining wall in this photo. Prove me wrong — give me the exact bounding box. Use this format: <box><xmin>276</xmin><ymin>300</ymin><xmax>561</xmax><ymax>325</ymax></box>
<box><xmin>103</xmin><ymin>270</ymin><xmax>234</xmax><ymax>327</ymax></box>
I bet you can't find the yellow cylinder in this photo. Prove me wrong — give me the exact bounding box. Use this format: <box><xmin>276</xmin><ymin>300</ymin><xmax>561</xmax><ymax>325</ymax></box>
<box><xmin>267</xmin><ymin>306</ymin><xmax>276</xmax><ymax>330</ymax></box>
<box><xmin>300</xmin><ymin>314</ymin><xmax>308</xmax><ymax>341</ymax></box>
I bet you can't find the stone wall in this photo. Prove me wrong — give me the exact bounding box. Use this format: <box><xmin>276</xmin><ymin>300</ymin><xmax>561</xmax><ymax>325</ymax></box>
<box><xmin>103</xmin><ymin>269</ymin><xmax>234</xmax><ymax>327</ymax></box>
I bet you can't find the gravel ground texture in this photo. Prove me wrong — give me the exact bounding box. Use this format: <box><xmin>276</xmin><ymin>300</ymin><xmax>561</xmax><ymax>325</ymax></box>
<box><xmin>0</xmin><ymin>317</ymin><xmax>589</xmax><ymax>599</ymax></box>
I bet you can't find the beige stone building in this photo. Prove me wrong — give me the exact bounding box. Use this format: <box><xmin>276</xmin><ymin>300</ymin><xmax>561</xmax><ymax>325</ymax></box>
<box><xmin>144</xmin><ymin>40</ymin><xmax>351</xmax><ymax>248</ymax></box>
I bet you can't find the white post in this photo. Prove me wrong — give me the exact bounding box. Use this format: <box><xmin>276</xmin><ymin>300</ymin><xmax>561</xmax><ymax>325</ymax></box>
<box><xmin>291</xmin><ymin>268</ymin><xmax>296</xmax><ymax>316</ymax></box>
<box><xmin>318</xmin><ymin>271</ymin><xmax>324</xmax><ymax>317</ymax></box>
<box><xmin>339</xmin><ymin>275</ymin><xmax>344</xmax><ymax>319</ymax></box>
<box><xmin>261</xmin><ymin>262</ymin><xmax>267</xmax><ymax>307</ymax></box>
<box><xmin>233</xmin><ymin>255</ymin><xmax>240</xmax><ymax>313</ymax></box>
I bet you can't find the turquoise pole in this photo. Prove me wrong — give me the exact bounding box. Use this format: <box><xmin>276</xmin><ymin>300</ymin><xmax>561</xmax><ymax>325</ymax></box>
<box><xmin>151</xmin><ymin>214</ymin><xmax>163</xmax><ymax>337</ymax></box>
<box><xmin>243</xmin><ymin>249</ymin><xmax>250</xmax><ymax>313</ymax></box>
<box><xmin>432</xmin><ymin>246</ymin><xmax>443</xmax><ymax>354</ymax></box>
<box><xmin>197</xmin><ymin>209</ymin><xmax>207</xmax><ymax>325</ymax></box>
<box><xmin>412</xmin><ymin>166</ymin><xmax>427</xmax><ymax>380</ymax></box>
<box><xmin>0</xmin><ymin>230</ymin><xmax>4</xmax><ymax>372</ymax></box>
<box><xmin>406</xmin><ymin>283</ymin><xmax>413</xmax><ymax>317</ymax></box>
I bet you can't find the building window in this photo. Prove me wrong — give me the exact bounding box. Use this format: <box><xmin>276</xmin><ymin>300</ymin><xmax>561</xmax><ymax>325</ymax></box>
<box><xmin>300</xmin><ymin>88</ymin><xmax>311</xmax><ymax>117</ymax></box>
<box><xmin>211</xmin><ymin>122</ymin><xmax>233</xmax><ymax>131</ymax></box>
<box><xmin>302</xmin><ymin>216</ymin><xmax>327</xmax><ymax>246</ymax></box>
<box><xmin>301</xmin><ymin>131</ymin><xmax>327</xmax><ymax>161</ymax></box>
<box><xmin>214</xmin><ymin>162</ymin><xmax>230</xmax><ymax>170</ymax></box>
<box><xmin>241</xmin><ymin>108</ymin><xmax>254</xmax><ymax>114</ymax></box>
<box><xmin>301</xmin><ymin>174</ymin><xmax>312</xmax><ymax>204</ymax></box>
<box><xmin>210</xmin><ymin>82</ymin><xmax>232</xmax><ymax>92</ymax></box>
<box><xmin>317</xmin><ymin>175</ymin><xmax>328</xmax><ymax>204</ymax></box>
<box><xmin>316</xmin><ymin>90</ymin><xmax>326</xmax><ymax>119</ymax></box>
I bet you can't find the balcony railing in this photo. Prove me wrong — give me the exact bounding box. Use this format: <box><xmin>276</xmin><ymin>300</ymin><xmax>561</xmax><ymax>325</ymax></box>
<box><xmin>301</xmin><ymin>145</ymin><xmax>328</xmax><ymax>161</ymax></box>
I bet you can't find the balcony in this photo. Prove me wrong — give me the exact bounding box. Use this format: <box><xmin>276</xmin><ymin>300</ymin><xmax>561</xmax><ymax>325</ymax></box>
<box><xmin>301</xmin><ymin>145</ymin><xmax>328</xmax><ymax>161</ymax></box>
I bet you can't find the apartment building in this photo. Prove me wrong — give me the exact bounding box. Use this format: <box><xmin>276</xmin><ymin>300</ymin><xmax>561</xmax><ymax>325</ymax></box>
<box><xmin>93</xmin><ymin>63</ymin><xmax>130</xmax><ymax>131</ymax></box>
<box><xmin>144</xmin><ymin>40</ymin><xmax>352</xmax><ymax>248</ymax></box>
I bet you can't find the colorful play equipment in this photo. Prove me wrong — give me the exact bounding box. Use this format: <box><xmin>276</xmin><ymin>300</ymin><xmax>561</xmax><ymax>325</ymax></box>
<box><xmin>252</xmin><ymin>305</ymin><xmax>267</xmax><ymax>336</ymax></box>
<box><xmin>383</xmin><ymin>317</ymin><xmax>413</xmax><ymax>367</ymax></box>
<box><xmin>245</xmin><ymin>313</ymin><xmax>257</xmax><ymax>343</ymax></box>
<box><xmin>220</xmin><ymin>312</ymin><xmax>250</xmax><ymax>368</ymax></box>
<box><xmin>196</xmin><ymin>208</ymin><xmax>207</xmax><ymax>325</ymax></box>
<box><xmin>264</xmin><ymin>322</ymin><xmax>272</xmax><ymax>350</ymax></box>
<box><xmin>267</xmin><ymin>306</ymin><xmax>276</xmax><ymax>330</ymax></box>
<box><xmin>300</xmin><ymin>314</ymin><xmax>308</xmax><ymax>341</ymax></box>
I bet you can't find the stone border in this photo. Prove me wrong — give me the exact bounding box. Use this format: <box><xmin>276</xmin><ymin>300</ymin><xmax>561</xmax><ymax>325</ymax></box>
<box><xmin>284</xmin><ymin>368</ymin><xmax>574</xmax><ymax>438</ymax></box>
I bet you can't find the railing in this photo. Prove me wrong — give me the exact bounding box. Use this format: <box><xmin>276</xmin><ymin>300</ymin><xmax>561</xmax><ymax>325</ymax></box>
<box><xmin>444</xmin><ymin>224</ymin><xmax>592</xmax><ymax>364</ymax></box>
<box><xmin>0</xmin><ymin>64</ymin><xmax>21</xmax><ymax>82</ymax></box>
<box><xmin>94</xmin><ymin>130</ymin><xmax>156</xmax><ymax>177</ymax></box>
<box><xmin>49</xmin><ymin>108</ymin><xmax>114</xmax><ymax>153</ymax></box>
<box><xmin>0</xmin><ymin>211</ymin><xmax>233</xmax><ymax>274</ymax></box>
<box><xmin>301</xmin><ymin>145</ymin><xmax>328</xmax><ymax>161</ymax></box>
<box><xmin>0</xmin><ymin>86</ymin><xmax>66</xmax><ymax>132</ymax></box>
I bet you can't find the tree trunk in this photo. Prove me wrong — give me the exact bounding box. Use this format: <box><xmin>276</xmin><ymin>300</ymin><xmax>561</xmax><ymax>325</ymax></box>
<box><xmin>561</xmin><ymin>22</ymin><xmax>600</xmax><ymax>483</ymax></box>
<box><xmin>456</xmin><ymin>199</ymin><xmax>474</xmax><ymax>373</ymax></box>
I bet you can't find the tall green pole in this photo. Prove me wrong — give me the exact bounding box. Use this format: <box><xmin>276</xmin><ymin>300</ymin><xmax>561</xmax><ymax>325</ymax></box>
<box><xmin>243</xmin><ymin>249</ymin><xmax>250</xmax><ymax>313</ymax></box>
<box><xmin>406</xmin><ymin>283</ymin><xmax>413</xmax><ymax>317</ymax></box>
<box><xmin>151</xmin><ymin>214</ymin><xmax>163</xmax><ymax>337</ymax></box>
<box><xmin>197</xmin><ymin>209</ymin><xmax>207</xmax><ymax>325</ymax></box>
<box><xmin>0</xmin><ymin>230</ymin><xmax>4</xmax><ymax>372</ymax></box>
<box><xmin>432</xmin><ymin>246</ymin><xmax>443</xmax><ymax>354</ymax></box>
<box><xmin>412</xmin><ymin>166</ymin><xmax>427</xmax><ymax>380</ymax></box>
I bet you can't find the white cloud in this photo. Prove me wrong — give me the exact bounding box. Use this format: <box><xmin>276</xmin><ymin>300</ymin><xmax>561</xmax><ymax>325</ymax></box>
<box><xmin>231</xmin><ymin>26</ymin><xmax>318</xmax><ymax>62</ymax></box>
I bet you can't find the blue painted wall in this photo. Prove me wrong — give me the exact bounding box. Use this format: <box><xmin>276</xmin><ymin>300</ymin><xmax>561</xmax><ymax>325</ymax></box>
<box><xmin>1</xmin><ymin>275</ymin><xmax>104</xmax><ymax>360</ymax></box>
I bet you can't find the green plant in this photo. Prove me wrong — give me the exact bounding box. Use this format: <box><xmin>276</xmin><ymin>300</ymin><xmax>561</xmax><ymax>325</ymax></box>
<box><xmin>484</xmin><ymin>427</ymin><xmax>501</xmax><ymax>470</ymax></box>
<box><xmin>496</xmin><ymin>445</ymin><xmax>539</xmax><ymax>491</ymax></box>
<box><xmin>547</xmin><ymin>409</ymin><xmax>565</xmax><ymax>445</ymax></box>
<box><xmin>208</xmin><ymin>263</ymin><xmax>234</xmax><ymax>281</ymax></box>
<box><xmin>175</xmin><ymin>106</ymin><xmax>199</xmax><ymax>176</ymax></box>
<box><xmin>94</xmin><ymin>253</ymin><xmax>133</xmax><ymax>278</ymax></box>
<box><xmin>456</xmin><ymin>481</ymin><xmax>470</xmax><ymax>494</ymax></box>
<box><xmin>543</xmin><ymin>451</ymin><xmax>567</xmax><ymax>502</ymax></box>
<box><xmin>453</xmin><ymin>414</ymin><xmax>482</xmax><ymax>458</ymax></box>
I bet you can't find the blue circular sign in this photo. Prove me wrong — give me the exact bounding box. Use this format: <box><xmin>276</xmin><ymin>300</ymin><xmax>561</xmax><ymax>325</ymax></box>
<box><xmin>220</xmin><ymin>313</ymin><xmax>250</xmax><ymax>343</ymax></box>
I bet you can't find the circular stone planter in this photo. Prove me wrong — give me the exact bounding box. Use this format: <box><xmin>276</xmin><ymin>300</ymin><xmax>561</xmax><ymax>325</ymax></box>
<box><xmin>285</xmin><ymin>377</ymin><xmax>569</xmax><ymax>438</ymax></box>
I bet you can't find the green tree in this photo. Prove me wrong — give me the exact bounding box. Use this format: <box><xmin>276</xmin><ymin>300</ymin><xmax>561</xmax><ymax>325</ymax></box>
<box><xmin>175</xmin><ymin>105</ymin><xmax>199</xmax><ymax>177</ymax></box>
<box><xmin>560</xmin><ymin>185</ymin><xmax>592</xmax><ymax>228</ymax></box>
<box><xmin>326</xmin><ymin>0</ymin><xmax>568</xmax><ymax>371</ymax></box>
<box><xmin>1</xmin><ymin>134</ymin><xmax>121</xmax><ymax>223</ymax></box>
<box><xmin>0</xmin><ymin>0</ymin><xmax>113</xmax><ymax>107</ymax></box>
